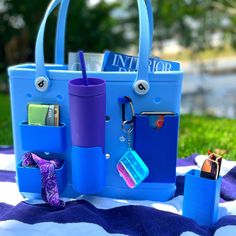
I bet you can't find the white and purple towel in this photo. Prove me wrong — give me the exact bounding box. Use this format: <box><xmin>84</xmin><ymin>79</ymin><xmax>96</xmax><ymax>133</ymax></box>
<box><xmin>0</xmin><ymin>147</ymin><xmax>236</xmax><ymax>236</ymax></box>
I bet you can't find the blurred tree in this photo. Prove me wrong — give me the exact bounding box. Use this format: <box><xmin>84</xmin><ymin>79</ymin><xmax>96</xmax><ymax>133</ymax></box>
<box><xmin>0</xmin><ymin>0</ymin><xmax>128</xmax><ymax>77</ymax></box>
<box><xmin>1</xmin><ymin>0</ymin><xmax>235</xmax><ymax>77</ymax></box>
<box><xmin>211</xmin><ymin>0</ymin><xmax>236</xmax><ymax>48</ymax></box>
<box><xmin>0</xmin><ymin>0</ymin><xmax>52</xmax><ymax>74</ymax></box>
<box><xmin>66</xmin><ymin>0</ymin><xmax>127</xmax><ymax>54</ymax></box>
<box><xmin>126</xmin><ymin>0</ymin><xmax>236</xmax><ymax>53</ymax></box>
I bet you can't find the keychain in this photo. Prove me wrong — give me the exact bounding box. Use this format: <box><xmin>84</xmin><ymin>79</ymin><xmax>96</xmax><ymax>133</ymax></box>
<box><xmin>117</xmin><ymin>96</ymin><xmax>149</xmax><ymax>188</ymax></box>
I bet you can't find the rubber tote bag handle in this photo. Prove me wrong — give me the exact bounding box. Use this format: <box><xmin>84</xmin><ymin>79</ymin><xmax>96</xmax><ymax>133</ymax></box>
<box><xmin>54</xmin><ymin>0</ymin><xmax>154</xmax><ymax>64</ymax></box>
<box><xmin>35</xmin><ymin>0</ymin><xmax>151</xmax><ymax>95</ymax></box>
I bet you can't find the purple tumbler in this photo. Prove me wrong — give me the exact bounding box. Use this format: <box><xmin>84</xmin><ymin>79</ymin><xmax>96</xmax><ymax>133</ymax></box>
<box><xmin>69</xmin><ymin>77</ymin><xmax>106</xmax><ymax>194</ymax></box>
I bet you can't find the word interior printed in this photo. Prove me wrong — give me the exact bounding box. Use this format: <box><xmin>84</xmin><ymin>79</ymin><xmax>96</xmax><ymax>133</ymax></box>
<box><xmin>102</xmin><ymin>51</ymin><xmax>180</xmax><ymax>73</ymax></box>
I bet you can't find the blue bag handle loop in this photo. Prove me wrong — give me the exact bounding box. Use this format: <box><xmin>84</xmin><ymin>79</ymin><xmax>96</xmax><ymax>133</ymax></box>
<box><xmin>35</xmin><ymin>0</ymin><xmax>61</xmax><ymax>92</ymax></box>
<box><xmin>133</xmin><ymin>0</ymin><xmax>151</xmax><ymax>95</ymax></box>
<box><xmin>55</xmin><ymin>0</ymin><xmax>153</xmax><ymax>64</ymax></box>
<box><xmin>35</xmin><ymin>0</ymin><xmax>151</xmax><ymax>95</ymax></box>
<box><xmin>55</xmin><ymin>0</ymin><xmax>70</xmax><ymax>65</ymax></box>
<box><xmin>146</xmin><ymin>0</ymin><xmax>154</xmax><ymax>53</ymax></box>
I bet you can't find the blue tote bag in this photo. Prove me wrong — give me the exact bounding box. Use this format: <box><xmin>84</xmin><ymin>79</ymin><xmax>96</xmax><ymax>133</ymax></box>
<box><xmin>8</xmin><ymin>0</ymin><xmax>183</xmax><ymax>201</ymax></box>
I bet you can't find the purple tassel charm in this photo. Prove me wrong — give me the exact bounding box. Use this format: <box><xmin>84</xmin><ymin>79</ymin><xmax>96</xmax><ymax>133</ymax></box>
<box><xmin>22</xmin><ymin>152</ymin><xmax>65</xmax><ymax>208</ymax></box>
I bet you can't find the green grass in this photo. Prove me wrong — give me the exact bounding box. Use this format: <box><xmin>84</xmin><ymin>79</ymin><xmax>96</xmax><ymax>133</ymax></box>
<box><xmin>179</xmin><ymin>114</ymin><xmax>236</xmax><ymax>161</ymax></box>
<box><xmin>0</xmin><ymin>93</ymin><xmax>13</xmax><ymax>145</ymax></box>
<box><xmin>0</xmin><ymin>93</ymin><xmax>236</xmax><ymax>161</ymax></box>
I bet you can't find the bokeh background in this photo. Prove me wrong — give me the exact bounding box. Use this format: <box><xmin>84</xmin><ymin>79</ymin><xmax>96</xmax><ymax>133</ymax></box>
<box><xmin>0</xmin><ymin>0</ymin><xmax>236</xmax><ymax>159</ymax></box>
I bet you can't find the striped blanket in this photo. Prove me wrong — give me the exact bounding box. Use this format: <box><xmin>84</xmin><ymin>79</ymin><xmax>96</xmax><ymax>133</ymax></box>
<box><xmin>0</xmin><ymin>147</ymin><xmax>236</xmax><ymax>236</ymax></box>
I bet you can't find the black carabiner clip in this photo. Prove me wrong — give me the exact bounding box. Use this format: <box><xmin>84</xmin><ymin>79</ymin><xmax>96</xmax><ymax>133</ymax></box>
<box><xmin>118</xmin><ymin>96</ymin><xmax>135</xmax><ymax>125</ymax></box>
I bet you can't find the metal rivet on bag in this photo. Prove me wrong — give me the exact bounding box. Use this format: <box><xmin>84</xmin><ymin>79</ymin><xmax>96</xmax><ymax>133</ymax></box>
<box><xmin>35</xmin><ymin>76</ymin><xmax>49</xmax><ymax>92</ymax></box>
<box><xmin>134</xmin><ymin>80</ymin><xmax>150</xmax><ymax>95</ymax></box>
<box><xmin>119</xmin><ymin>136</ymin><xmax>126</xmax><ymax>142</ymax></box>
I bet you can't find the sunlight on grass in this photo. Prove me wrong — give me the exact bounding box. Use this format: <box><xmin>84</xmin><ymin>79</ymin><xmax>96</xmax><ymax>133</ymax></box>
<box><xmin>179</xmin><ymin>115</ymin><xmax>236</xmax><ymax>161</ymax></box>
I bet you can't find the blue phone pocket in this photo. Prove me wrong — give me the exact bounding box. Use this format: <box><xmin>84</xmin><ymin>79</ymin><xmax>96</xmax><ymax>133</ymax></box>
<box><xmin>183</xmin><ymin>169</ymin><xmax>222</xmax><ymax>226</ymax></box>
<box><xmin>133</xmin><ymin>114</ymin><xmax>179</xmax><ymax>183</ymax></box>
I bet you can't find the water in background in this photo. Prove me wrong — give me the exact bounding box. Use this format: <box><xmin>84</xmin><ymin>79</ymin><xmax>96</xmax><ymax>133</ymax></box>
<box><xmin>182</xmin><ymin>73</ymin><xmax>236</xmax><ymax>118</ymax></box>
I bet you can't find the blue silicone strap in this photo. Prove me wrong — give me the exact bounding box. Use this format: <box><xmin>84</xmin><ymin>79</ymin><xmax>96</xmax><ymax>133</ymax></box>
<box><xmin>54</xmin><ymin>0</ymin><xmax>154</xmax><ymax>64</ymax></box>
<box><xmin>35</xmin><ymin>0</ymin><xmax>61</xmax><ymax>79</ymax></box>
<box><xmin>55</xmin><ymin>0</ymin><xmax>70</xmax><ymax>64</ymax></box>
<box><xmin>136</xmin><ymin>0</ymin><xmax>150</xmax><ymax>85</ymax></box>
<box><xmin>35</xmin><ymin>0</ymin><xmax>150</xmax><ymax>87</ymax></box>
<box><xmin>146</xmin><ymin>0</ymin><xmax>153</xmax><ymax>52</ymax></box>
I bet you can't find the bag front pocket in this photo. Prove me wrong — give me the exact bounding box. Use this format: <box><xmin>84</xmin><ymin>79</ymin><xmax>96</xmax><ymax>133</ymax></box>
<box><xmin>17</xmin><ymin>160</ymin><xmax>67</xmax><ymax>194</ymax></box>
<box><xmin>20</xmin><ymin>122</ymin><xmax>67</xmax><ymax>153</ymax></box>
